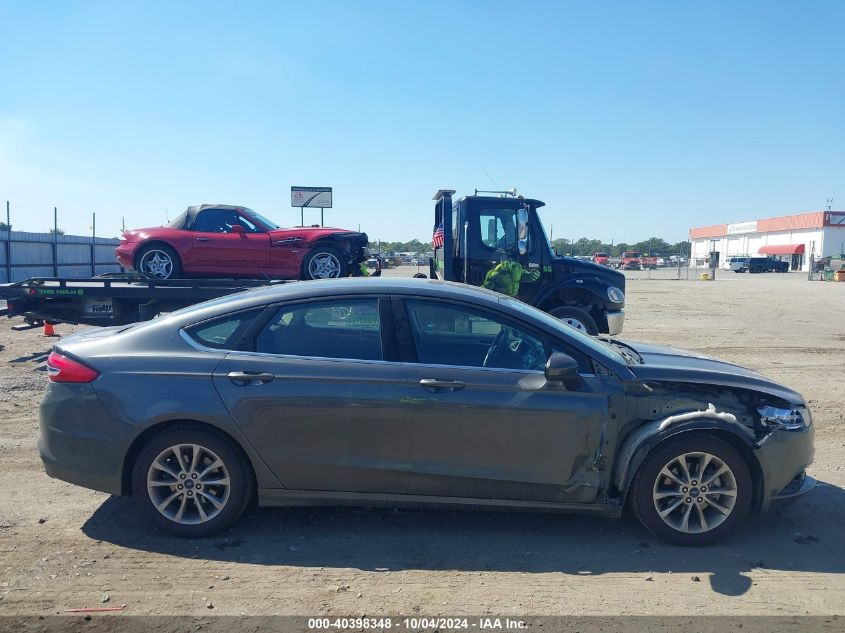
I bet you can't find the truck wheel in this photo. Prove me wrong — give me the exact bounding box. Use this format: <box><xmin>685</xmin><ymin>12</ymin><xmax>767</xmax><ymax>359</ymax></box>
<box><xmin>549</xmin><ymin>307</ymin><xmax>599</xmax><ymax>335</ymax></box>
<box><xmin>630</xmin><ymin>435</ymin><xmax>752</xmax><ymax>545</ymax></box>
<box><xmin>302</xmin><ymin>246</ymin><xmax>348</xmax><ymax>280</ymax></box>
<box><xmin>136</xmin><ymin>244</ymin><xmax>182</xmax><ymax>280</ymax></box>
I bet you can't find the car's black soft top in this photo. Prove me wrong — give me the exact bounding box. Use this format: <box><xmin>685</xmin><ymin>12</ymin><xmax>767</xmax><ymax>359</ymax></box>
<box><xmin>168</xmin><ymin>204</ymin><xmax>255</xmax><ymax>230</ymax></box>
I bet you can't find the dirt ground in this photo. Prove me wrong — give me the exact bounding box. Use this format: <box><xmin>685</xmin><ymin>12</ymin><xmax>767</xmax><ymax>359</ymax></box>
<box><xmin>0</xmin><ymin>270</ymin><xmax>843</xmax><ymax>617</ymax></box>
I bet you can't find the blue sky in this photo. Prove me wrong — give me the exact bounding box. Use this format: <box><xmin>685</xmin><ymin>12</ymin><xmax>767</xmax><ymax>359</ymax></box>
<box><xmin>1</xmin><ymin>1</ymin><xmax>842</xmax><ymax>242</ymax></box>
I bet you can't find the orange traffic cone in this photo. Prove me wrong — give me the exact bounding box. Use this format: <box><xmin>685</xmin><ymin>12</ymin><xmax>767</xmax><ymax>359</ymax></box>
<box><xmin>43</xmin><ymin>322</ymin><xmax>58</xmax><ymax>337</ymax></box>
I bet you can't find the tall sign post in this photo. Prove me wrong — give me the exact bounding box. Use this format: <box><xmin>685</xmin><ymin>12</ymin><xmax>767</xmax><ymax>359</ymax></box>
<box><xmin>291</xmin><ymin>186</ymin><xmax>333</xmax><ymax>227</ymax></box>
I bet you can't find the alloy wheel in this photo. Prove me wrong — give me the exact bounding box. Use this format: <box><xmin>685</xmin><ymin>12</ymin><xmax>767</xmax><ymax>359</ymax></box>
<box><xmin>139</xmin><ymin>250</ymin><xmax>174</xmax><ymax>278</ymax></box>
<box><xmin>309</xmin><ymin>252</ymin><xmax>342</xmax><ymax>278</ymax></box>
<box><xmin>652</xmin><ymin>451</ymin><xmax>738</xmax><ymax>534</ymax></box>
<box><xmin>146</xmin><ymin>444</ymin><xmax>231</xmax><ymax>525</ymax></box>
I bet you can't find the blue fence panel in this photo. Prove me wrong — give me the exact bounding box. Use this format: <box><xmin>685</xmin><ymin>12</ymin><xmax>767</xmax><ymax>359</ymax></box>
<box><xmin>57</xmin><ymin>243</ymin><xmax>91</xmax><ymax>265</ymax></box>
<box><xmin>1</xmin><ymin>231</ymin><xmax>122</xmax><ymax>282</ymax></box>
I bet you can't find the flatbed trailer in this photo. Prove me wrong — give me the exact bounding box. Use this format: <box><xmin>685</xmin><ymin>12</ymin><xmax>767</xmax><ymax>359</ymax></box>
<box><xmin>0</xmin><ymin>274</ymin><xmax>285</xmax><ymax>327</ymax></box>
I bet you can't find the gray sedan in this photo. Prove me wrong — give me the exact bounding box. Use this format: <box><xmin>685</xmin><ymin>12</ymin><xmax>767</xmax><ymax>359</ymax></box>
<box><xmin>39</xmin><ymin>278</ymin><xmax>815</xmax><ymax>544</ymax></box>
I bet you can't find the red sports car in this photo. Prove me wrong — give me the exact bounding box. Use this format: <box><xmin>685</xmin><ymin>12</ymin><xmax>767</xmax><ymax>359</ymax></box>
<box><xmin>116</xmin><ymin>204</ymin><xmax>369</xmax><ymax>280</ymax></box>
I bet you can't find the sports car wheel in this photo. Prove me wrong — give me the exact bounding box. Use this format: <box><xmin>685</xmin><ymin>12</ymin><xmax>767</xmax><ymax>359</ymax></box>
<box><xmin>136</xmin><ymin>245</ymin><xmax>182</xmax><ymax>280</ymax></box>
<box><xmin>303</xmin><ymin>247</ymin><xmax>348</xmax><ymax>280</ymax></box>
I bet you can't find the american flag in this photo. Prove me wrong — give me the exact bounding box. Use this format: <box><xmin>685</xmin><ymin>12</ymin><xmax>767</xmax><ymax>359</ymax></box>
<box><xmin>432</xmin><ymin>222</ymin><xmax>445</xmax><ymax>249</ymax></box>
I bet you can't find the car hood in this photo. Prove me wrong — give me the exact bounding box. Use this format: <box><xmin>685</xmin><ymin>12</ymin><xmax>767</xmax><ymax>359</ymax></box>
<box><xmin>268</xmin><ymin>227</ymin><xmax>366</xmax><ymax>243</ymax></box>
<box><xmin>623</xmin><ymin>340</ymin><xmax>804</xmax><ymax>405</ymax></box>
<box><xmin>121</xmin><ymin>227</ymin><xmax>177</xmax><ymax>241</ymax></box>
<box><xmin>553</xmin><ymin>256</ymin><xmax>626</xmax><ymax>287</ymax></box>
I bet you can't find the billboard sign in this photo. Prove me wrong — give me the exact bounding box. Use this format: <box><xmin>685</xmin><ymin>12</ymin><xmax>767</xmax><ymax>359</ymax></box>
<box><xmin>291</xmin><ymin>186</ymin><xmax>332</xmax><ymax>208</ymax></box>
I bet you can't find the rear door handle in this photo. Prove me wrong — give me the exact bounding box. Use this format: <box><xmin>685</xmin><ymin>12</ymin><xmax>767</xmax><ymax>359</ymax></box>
<box><xmin>196</xmin><ymin>237</ymin><xmax>211</xmax><ymax>242</ymax></box>
<box><xmin>227</xmin><ymin>371</ymin><xmax>275</xmax><ymax>385</ymax></box>
<box><xmin>419</xmin><ymin>378</ymin><xmax>467</xmax><ymax>392</ymax></box>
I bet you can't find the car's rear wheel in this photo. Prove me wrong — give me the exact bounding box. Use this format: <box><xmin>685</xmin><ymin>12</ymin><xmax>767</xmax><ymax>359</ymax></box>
<box><xmin>302</xmin><ymin>246</ymin><xmax>348</xmax><ymax>280</ymax></box>
<box><xmin>631</xmin><ymin>435</ymin><xmax>752</xmax><ymax>545</ymax></box>
<box><xmin>132</xmin><ymin>427</ymin><xmax>251</xmax><ymax>537</ymax></box>
<box><xmin>136</xmin><ymin>244</ymin><xmax>182</xmax><ymax>280</ymax></box>
<box><xmin>549</xmin><ymin>306</ymin><xmax>599</xmax><ymax>335</ymax></box>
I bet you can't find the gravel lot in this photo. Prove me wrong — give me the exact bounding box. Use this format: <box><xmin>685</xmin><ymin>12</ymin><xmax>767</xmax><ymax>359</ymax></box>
<box><xmin>0</xmin><ymin>270</ymin><xmax>843</xmax><ymax>617</ymax></box>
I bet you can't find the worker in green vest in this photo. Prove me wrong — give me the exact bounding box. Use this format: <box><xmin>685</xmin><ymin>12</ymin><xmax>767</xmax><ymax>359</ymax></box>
<box><xmin>482</xmin><ymin>256</ymin><xmax>541</xmax><ymax>297</ymax></box>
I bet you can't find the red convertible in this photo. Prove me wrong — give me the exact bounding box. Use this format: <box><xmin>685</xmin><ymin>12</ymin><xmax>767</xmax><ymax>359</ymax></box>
<box><xmin>116</xmin><ymin>204</ymin><xmax>369</xmax><ymax>280</ymax></box>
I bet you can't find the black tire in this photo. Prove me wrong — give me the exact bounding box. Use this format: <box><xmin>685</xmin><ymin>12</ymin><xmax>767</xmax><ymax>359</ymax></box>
<box><xmin>301</xmin><ymin>246</ymin><xmax>348</xmax><ymax>280</ymax></box>
<box><xmin>132</xmin><ymin>426</ymin><xmax>252</xmax><ymax>537</ymax></box>
<box><xmin>135</xmin><ymin>244</ymin><xmax>182</xmax><ymax>280</ymax></box>
<box><xmin>549</xmin><ymin>306</ymin><xmax>599</xmax><ymax>335</ymax></box>
<box><xmin>630</xmin><ymin>435</ymin><xmax>752</xmax><ymax>545</ymax></box>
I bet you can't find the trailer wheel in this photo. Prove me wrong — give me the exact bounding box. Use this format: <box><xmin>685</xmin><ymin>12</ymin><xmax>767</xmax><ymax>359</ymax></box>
<box><xmin>549</xmin><ymin>306</ymin><xmax>599</xmax><ymax>335</ymax></box>
<box><xmin>137</xmin><ymin>245</ymin><xmax>182</xmax><ymax>280</ymax></box>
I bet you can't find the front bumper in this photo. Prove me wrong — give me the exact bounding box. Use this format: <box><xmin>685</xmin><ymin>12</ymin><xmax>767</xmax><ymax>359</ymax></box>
<box><xmin>755</xmin><ymin>422</ymin><xmax>815</xmax><ymax>512</ymax></box>
<box><xmin>114</xmin><ymin>243</ymin><xmax>137</xmax><ymax>270</ymax></box>
<box><xmin>606</xmin><ymin>309</ymin><xmax>625</xmax><ymax>336</ymax></box>
<box><xmin>769</xmin><ymin>471</ymin><xmax>816</xmax><ymax>508</ymax></box>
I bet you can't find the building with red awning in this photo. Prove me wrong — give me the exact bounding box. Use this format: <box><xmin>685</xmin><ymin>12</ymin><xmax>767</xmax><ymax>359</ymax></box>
<box><xmin>690</xmin><ymin>211</ymin><xmax>845</xmax><ymax>272</ymax></box>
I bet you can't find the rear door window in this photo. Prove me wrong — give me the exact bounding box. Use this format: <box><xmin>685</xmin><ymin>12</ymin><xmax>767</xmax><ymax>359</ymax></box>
<box><xmin>256</xmin><ymin>299</ymin><xmax>383</xmax><ymax>361</ymax></box>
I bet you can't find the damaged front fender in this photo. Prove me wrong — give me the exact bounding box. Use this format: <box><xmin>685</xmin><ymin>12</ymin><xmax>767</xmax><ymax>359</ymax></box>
<box><xmin>613</xmin><ymin>408</ymin><xmax>759</xmax><ymax>494</ymax></box>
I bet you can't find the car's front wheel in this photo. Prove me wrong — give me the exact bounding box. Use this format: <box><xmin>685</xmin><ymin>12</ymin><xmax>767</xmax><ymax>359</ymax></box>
<box><xmin>302</xmin><ymin>246</ymin><xmax>348</xmax><ymax>280</ymax></box>
<box><xmin>631</xmin><ymin>435</ymin><xmax>752</xmax><ymax>545</ymax></box>
<box><xmin>136</xmin><ymin>244</ymin><xmax>182</xmax><ymax>280</ymax></box>
<box><xmin>132</xmin><ymin>427</ymin><xmax>252</xmax><ymax>537</ymax></box>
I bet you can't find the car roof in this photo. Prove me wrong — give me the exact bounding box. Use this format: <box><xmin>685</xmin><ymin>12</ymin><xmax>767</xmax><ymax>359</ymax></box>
<box><xmin>165</xmin><ymin>278</ymin><xmax>507</xmax><ymax>325</ymax></box>
<box><xmin>243</xmin><ymin>277</ymin><xmax>504</xmax><ymax>305</ymax></box>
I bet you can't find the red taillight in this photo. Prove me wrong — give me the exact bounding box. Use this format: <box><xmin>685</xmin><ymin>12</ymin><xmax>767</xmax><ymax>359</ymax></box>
<box><xmin>46</xmin><ymin>352</ymin><xmax>99</xmax><ymax>383</ymax></box>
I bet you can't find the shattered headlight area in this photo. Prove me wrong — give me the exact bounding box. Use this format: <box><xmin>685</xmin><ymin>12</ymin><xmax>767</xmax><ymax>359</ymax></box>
<box><xmin>757</xmin><ymin>406</ymin><xmax>811</xmax><ymax>431</ymax></box>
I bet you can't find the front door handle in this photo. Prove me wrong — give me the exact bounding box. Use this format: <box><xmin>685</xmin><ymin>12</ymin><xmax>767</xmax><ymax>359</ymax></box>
<box><xmin>419</xmin><ymin>378</ymin><xmax>467</xmax><ymax>392</ymax></box>
<box><xmin>227</xmin><ymin>371</ymin><xmax>275</xmax><ymax>386</ymax></box>
<box><xmin>196</xmin><ymin>237</ymin><xmax>211</xmax><ymax>242</ymax></box>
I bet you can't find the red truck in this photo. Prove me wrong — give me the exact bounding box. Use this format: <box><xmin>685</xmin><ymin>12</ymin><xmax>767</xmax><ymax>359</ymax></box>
<box><xmin>641</xmin><ymin>255</ymin><xmax>658</xmax><ymax>270</ymax></box>
<box><xmin>593</xmin><ymin>252</ymin><xmax>610</xmax><ymax>266</ymax></box>
<box><xmin>618</xmin><ymin>251</ymin><xmax>642</xmax><ymax>270</ymax></box>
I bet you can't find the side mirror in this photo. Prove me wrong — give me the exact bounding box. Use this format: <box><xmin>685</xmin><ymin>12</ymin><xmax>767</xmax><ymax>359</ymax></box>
<box><xmin>545</xmin><ymin>352</ymin><xmax>579</xmax><ymax>381</ymax></box>
<box><xmin>516</xmin><ymin>207</ymin><xmax>529</xmax><ymax>255</ymax></box>
<box><xmin>231</xmin><ymin>224</ymin><xmax>246</xmax><ymax>236</ymax></box>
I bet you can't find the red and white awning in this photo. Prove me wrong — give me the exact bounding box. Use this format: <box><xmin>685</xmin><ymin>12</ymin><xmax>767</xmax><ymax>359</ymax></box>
<box><xmin>758</xmin><ymin>244</ymin><xmax>805</xmax><ymax>255</ymax></box>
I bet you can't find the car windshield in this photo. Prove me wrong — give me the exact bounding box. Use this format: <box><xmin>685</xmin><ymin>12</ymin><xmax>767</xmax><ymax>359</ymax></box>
<box><xmin>499</xmin><ymin>298</ymin><xmax>627</xmax><ymax>365</ymax></box>
<box><xmin>167</xmin><ymin>211</ymin><xmax>188</xmax><ymax>229</ymax></box>
<box><xmin>244</xmin><ymin>210</ymin><xmax>279</xmax><ymax>229</ymax></box>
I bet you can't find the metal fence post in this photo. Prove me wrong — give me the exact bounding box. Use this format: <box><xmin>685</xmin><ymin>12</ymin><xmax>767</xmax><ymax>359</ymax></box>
<box><xmin>4</xmin><ymin>201</ymin><xmax>10</xmax><ymax>283</ymax></box>
<box><xmin>52</xmin><ymin>206</ymin><xmax>58</xmax><ymax>277</ymax></box>
<box><xmin>91</xmin><ymin>212</ymin><xmax>97</xmax><ymax>277</ymax></box>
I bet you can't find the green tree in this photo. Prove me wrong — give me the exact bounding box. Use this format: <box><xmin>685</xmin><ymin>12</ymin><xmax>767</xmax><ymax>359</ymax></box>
<box><xmin>49</xmin><ymin>227</ymin><xmax>65</xmax><ymax>235</ymax></box>
<box><xmin>0</xmin><ymin>222</ymin><xmax>10</xmax><ymax>232</ymax></box>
